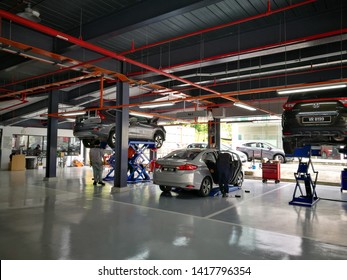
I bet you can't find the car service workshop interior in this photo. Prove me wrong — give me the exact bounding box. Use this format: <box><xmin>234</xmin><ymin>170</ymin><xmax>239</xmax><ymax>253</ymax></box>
<box><xmin>0</xmin><ymin>0</ymin><xmax>347</xmax><ymax>262</ymax></box>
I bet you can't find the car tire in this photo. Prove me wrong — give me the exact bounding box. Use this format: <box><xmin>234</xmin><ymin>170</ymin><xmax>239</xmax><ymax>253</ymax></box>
<box><xmin>159</xmin><ymin>185</ymin><xmax>172</xmax><ymax>192</ymax></box>
<box><xmin>154</xmin><ymin>132</ymin><xmax>165</xmax><ymax>148</ymax></box>
<box><xmin>242</xmin><ymin>152</ymin><xmax>250</xmax><ymax>161</ymax></box>
<box><xmin>107</xmin><ymin>129</ymin><xmax>116</xmax><ymax>149</ymax></box>
<box><xmin>274</xmin><ymin>154</ymin><xmax>286</xmax><ymax>163</ymax></box>
<box><xmin>283</xmin><ymin>138</ymin><xmax>296</xmax><ymax>155</ymax></box>
<box><xmin>199</xmin><ymin>176</ymin><xmax>212</xmax><ymax>197</ymax></box>
<box><xmin>235</xmin><ymin>172</ymin><xmax>244</xmax><ymax>187</ymax></box>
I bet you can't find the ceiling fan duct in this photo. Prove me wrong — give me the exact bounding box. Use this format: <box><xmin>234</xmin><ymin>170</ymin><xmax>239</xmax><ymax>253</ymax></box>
<box><xmin>17</xmin><ymin>3</ymin><xmax>41</xmax><ymax>23</ymax></box>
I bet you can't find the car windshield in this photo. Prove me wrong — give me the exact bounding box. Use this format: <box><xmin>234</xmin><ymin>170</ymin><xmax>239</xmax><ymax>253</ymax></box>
<box><xmin>164</xmin><ymin>150</ymin><xmax>201</xmax><ymax>160</ymax></box>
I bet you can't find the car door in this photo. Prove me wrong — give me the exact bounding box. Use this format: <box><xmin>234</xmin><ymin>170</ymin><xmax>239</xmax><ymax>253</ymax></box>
<box><xmin>249</xmin><ymin>142</ymin><xmax>262</xmax><ymax>159</ymax></box>
<box><xmin>202</xmin><ymin>151</ymin><xmax>218</xmax><ymax>184</ymax></box>
<box><xmin>261</xmin><ymin>143</ymin><xmax>273</xmax><ymax>159</ymax></box>
<box><xmin>129</xmin><ymin>117</ymin><xmax>153</xmax><ymax>140</ymax></box>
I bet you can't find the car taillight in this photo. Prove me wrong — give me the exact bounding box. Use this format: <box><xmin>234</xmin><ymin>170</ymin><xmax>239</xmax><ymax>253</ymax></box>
<box><xmin>176</xmin><ymin>164</ymin><xmax>198</xmax><ymax>170</ymax></box>
<box><xmin>97</xmin><ymin>111</ymin><xmax>106</xmax><ymax>120</ymax></box>
<box><xmin>340</xmin><ymin>99</ymin><xmax>347</xmax><ymax>107</ymax></box>
<box><xmin>283</xmin><ymin>102</ymin><xmax>296</xmax><ymax>110</ymax></box>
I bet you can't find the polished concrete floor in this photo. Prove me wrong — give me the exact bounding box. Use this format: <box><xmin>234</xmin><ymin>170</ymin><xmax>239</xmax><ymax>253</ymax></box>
<box><xmin>0</xmin><ymin>166</ymin><xmax>347</xmax><ymax>260</ymax></box>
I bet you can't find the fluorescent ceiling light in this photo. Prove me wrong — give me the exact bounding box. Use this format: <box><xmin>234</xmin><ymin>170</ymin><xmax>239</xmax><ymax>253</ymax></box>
<box><xmin>277</xmin><ymin>83</ymin><xmax>346</xmax><ymax>94</ymax></box>
<box><xmin>234</xmin><ymin>103</ymin><xmax>256</xmax><ymax>111</ymax></box>
<box><xmin>130</xmin><ymin>112</ymin><xmax>153</xmax><ymax>118</ymax></box>
<box><xmin>61</xmin><ymin>111</ymin><xmax>85</xmax><ymax>117</ymax></box>
<box><xmin>139</xmin><ymin>102</ymin><xmax>174</xmax><ymax>109</ymax></box>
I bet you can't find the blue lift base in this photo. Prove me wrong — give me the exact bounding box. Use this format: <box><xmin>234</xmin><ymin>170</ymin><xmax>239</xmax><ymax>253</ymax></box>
<box><xmin>209</xmin><ymin>185</ymin><xmax>241</xmax><ymax>196</ymax></box>
<box><xmin>289</xmin><ymin>196</ymin><xmax>320</xmax><ymax>207</ymax></box>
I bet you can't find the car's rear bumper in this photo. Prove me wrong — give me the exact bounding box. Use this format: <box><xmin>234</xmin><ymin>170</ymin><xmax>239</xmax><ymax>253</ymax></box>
<box><xmin>283</xmin><ymin>127</ymin><xmax>347</xmax><ymax>138</ymax></box>
<box><xmin>153</xmin><ymin>170</ymin><xmax>203</xmax><ymax>190</ymax></box>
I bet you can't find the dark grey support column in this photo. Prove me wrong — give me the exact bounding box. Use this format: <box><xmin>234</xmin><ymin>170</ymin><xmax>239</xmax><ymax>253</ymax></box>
<box><xmin>111</xmin><ymin>77</ymin><xmax>129</xmax><ymax>192</ymax></box>
<box><xmin>44</xmin><ymin>90</ymin><xmax>58</xmax><ymax>180</ymax></box>
<box><xmin>215</xmin><ymin>119</ymin><xmax>221</xmax><ymax>150</ymax></box>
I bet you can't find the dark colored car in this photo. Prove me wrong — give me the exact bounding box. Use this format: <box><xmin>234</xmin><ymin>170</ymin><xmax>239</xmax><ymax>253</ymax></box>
<box><xmin>73</xmin><ymin>110</ymin><xmax>166</xmax><ymax>148</ymax></box>
<box><xmin>153</xmin><ymin>148</ymin><xmax>244</xmax><ymax>197</ymax></box>
<box><xmin>236</xmin><ymin>142</ymin><xmax>287</xmax><ymax>163</ymax></box>
<box><xmin>282</xmin><ymin>87</ymin><xmax>347</xmax><ymax>154</ymax></box>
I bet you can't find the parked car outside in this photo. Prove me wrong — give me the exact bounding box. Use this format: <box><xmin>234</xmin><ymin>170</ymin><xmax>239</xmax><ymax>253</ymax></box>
<box><xmin>73</xmin><ymin>110</ymin><xmax>166</xmax><ymax>149</ymax></box>
<box><xmin>186</xmin><ymin>142</ymin><xmax>248</xmax><ymax>162</ymax></box>
<box><xmin>282</xmin><ymin>87</ymin><xmax>347</xmax><ymax>154</ymax></box>
<box><xmin>236</xmin><ymin>142</ymin><xmax>287</xmax><ymax>163</ymax></box>
<box><xmin>153</xmin><ymin>148</ymin><xmax>244</xmax><ymax>197</ymax></box>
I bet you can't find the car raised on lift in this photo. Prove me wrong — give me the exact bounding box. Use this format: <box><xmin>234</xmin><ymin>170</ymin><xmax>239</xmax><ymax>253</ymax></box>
<box><xmin>282</xmin><ymin>86</ymin><xmax>347</xmax><ymax>154</ymax></box>
<box><xmin>73</xmin><ymin>110</ymin><xmax>166</xmax><ymax>149</ymax></box>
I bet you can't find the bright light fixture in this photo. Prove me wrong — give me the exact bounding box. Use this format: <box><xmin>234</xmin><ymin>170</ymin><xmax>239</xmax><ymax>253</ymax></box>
<box><xmin>130</xmin><ymin>112</ymin><xmax>153</xmax><ymax>118</ymax></box>
<box><xmin>61</xmin><ymin>111</ymin><xmax>85</xmax><ymax>117</ymax></box>
<box><xmin>234</xmin><ymin>103</ymin><xmax>256</xmax><ymax>111</ymax></box>
<box><xmin>139</xmin><ymin>102</ymin><xmax>174</xmax><ymax>109</ymax></box>
<box><xmin>277</xmin><ymin>83</ymin><xmax>346</xmax><ymax>95</ymax></box>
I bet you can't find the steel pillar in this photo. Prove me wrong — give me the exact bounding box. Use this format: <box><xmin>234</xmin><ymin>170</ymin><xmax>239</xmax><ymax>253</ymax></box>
<box><xmin>45</xmin><ymin>90</ymin><xmax>58</xmax><ymax>179</ymax></box>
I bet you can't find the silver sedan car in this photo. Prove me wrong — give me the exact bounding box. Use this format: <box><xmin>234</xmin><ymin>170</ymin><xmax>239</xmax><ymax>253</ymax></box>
<box><xmin>153</xmin><ymin>148</ymin><xmax>244</xmax><ymax>197</ymax></box>
<box><xmin>73</xmin><ymin>110</ymin><xmax>166</xmax><ymax>148</ymax></box>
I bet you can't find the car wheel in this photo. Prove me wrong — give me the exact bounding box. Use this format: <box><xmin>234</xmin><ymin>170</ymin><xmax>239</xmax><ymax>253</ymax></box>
<box><xmin>82</xmin><ymin>139</ymin><xmax>94</xmax><ymax>148</ymax></box>
<box><xmin>107</xmin><ymin>129</ymin><xmax>116</xmax><ymax>149</ymax></box>
<box><xmin>199</xmin><ymin>176</ymin><xmax>212</xmax><ymax>197</ymax></box>
<box><xmin>274</xmin><ymin>154</ymin><xmax>286</xmax><ymax>163</ymax></box>
<box><xmin>242</xmin><ymin>152</ymin><xmax>250</xmax><ymax>161</ymax></box>
<box><xmin>159</xmin><ymin>185</ymin><xmax>172</xmax><ymax>192</ymax></box>
<box><xmin>235</xmin><ymin>172</ymin><xmax>244</xmax><ymax>187</ymax></box>
<box><xmin>283</xmin><ymin>139</ymin><xmax>296</xmax><ymax>155</ymax></box>
<box><xmin>154</xmin><ymin>132</ymin><xmax>165</xmax><ymax>148</ymax></box>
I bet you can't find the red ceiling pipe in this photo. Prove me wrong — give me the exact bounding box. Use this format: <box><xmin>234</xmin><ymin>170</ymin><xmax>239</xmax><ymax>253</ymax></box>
<box><xmin>120</xmin><ymin>0</ymin><xmax>316</xmax><ymax>55</ymax></box>
<box><xmin>0</xmin><ymin>0</ymin><xmax>316</xmax><ymax>98</ymax></box>
<box><xmin>100</xmin><ymin>76</ymin><xmax>104</xmax><ymax>108</ymax></box>
<box><xmin>176</xmin><ymin>64</ymin><xmax>347</xmax><ymax>94</ymax></box>
<box><xmin>0</xmin><ymin>99</ymin><xmax>28</xmax><ymax>112</ymax></box>
<box><xmin>0</xmin><ymin>10</ymin><xmax>236</xmax><ymax>101</ymax></box>
<box><xmin>1</xmin><ymin>0</ymin><xmax>315</xmax><ymax>90</ymax></box>
<box><xmin>1</xmin><ymin>56</ymin><xmax>109</xmax><ymax>89</ymax></box>
<box><xmin>0</xmin><ymin>76</ymin><xmax>101</xmax><ymax>99</ymax></box>
<box><xmin>129</xmin><ymin>28</ymin><xmax>347</xmax><ymax>77</ymax></box>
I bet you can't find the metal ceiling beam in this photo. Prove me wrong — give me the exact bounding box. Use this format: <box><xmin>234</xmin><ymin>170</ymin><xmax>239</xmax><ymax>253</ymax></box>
<box><xmin>0</xmin><ymin>9</ymin><xmax>241</xmax><ymax>104</ymax></box>
<box><xmin>55</xmin><ymin>0</ymin><xmax>224</xmax><ymax>52</ymax></box>
<box><xmin>119</xmin><ymin>0</ymin><xmax>317</xmax><ymax>56</ymax></box>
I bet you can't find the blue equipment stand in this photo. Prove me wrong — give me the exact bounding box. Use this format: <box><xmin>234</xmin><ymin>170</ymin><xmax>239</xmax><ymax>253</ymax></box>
<box><xmin>288</xmin><ymin>145</ymin><xmax>320</xmax><ymax>207</ymax></box>
<box><xmin>338</xmin><ymin>147</ymin><xmax>347</xmax><ymax>192</ymax></box>
<box><xmin>104</xmin><ymin>141</ymin><xmax>155</xmax><ymax>183</ymax></box>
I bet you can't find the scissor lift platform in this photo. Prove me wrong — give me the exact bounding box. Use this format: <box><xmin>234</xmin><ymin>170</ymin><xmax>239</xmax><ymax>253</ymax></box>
<box><xmin>104</xmin><ymin>141</ymin><xmax>156</xmax><ymax>183</ymax></box>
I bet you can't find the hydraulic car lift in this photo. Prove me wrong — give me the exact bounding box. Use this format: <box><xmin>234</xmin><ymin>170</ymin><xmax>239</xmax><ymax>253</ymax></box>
<box><xmin>104</xmin><ymin>141</ymin><xmax>156</xmax><ymax>183</ymax></box>
<box><xmin>288</xmin><ymin>145</ymin><xmax>320</xmax><ymax>207</ymax></box>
